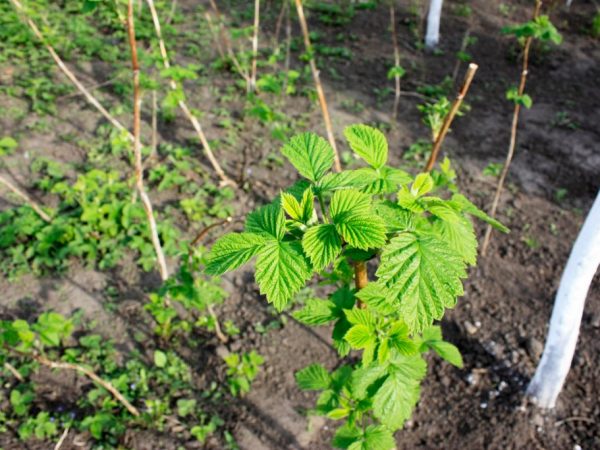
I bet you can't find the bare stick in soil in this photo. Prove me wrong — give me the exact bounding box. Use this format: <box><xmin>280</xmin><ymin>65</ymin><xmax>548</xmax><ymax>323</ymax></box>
<box><xmin>208</xmin><ymin>0</ymin><xmax>251</xmax><ymax>85</ymax></box>
<box><xmin>35</xmin><ymin>353</ymin><xmax>140</xmax><ymax>417</ymax></box>
<box><xmin>249</xmin><ymin>0</ymin><xmax>260</xmax><ymax>92</ymax></box>
<box><xmin>150</xmin><ymin>89</ymin><xmax>158</xmax><ymax>162</ymax></box>
<box><xmin>283</xmin><ymin>3</ymin><xmax>292</xmax><ymax>94</ymax></box>
<box><xmin>451</xmin><ymin>28</ymin><xmax>471</xmax><ymax>85</ymax></box>
<box><xmin>145</xmin><ymin>0</ymin><xmax>234</xmax><ymax>186</ymax></box>
<box><xmin>4</xmin><ymin>362</ymin><xmax>24</xmax><ymax>381</ymax></box>
<box><xmin>424</xmin><ymin>63</ymin><xmax>478</xmax><ymax>172</ymax></box>
<box><xmin>0</xmin><ymin>174</ymin><xmax>51</xmax><ymax>222</ymax></box>
<box><xmin>294</xmin><ymin>0</ymin><xmax>342</xmax><ymax>172</ymax></box>
<box><xmin>481</xmin><ymin>1</ymin><xmax>542</xmax><ymax>256</ymax></box>
<box><xmin>205</xmin><ymin>12</ymin><xmax>226</xmax><ymax>59</ymax></box>
<box><xmin>390</xmin><ymin>1</ymin><xmax>402</xmax><ymax>120</ymax></box>
<box><xmin>54</xmin><ymin>426</ymin><xmax>69</xmax><ymax>450</ymax></box>
<box><xmin>9</xmin><ymin>0</ymin><xmax>131</xmax><ymax>140</ymax></box>
<box><xmin>127</xmin><ymin>0</ymin><xmax>170</xmax><ymax>281</ymax></box>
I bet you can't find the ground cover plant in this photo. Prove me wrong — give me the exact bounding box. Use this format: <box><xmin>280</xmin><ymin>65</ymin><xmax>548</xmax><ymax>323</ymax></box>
<box><xmin>0</xmin><ymin>0</ymin><xmax>599</xmax><ymax>449</ymax></box>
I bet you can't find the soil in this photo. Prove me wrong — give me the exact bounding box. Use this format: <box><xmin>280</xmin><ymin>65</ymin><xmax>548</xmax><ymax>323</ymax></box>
<box><xmin>1</xmin><ymin>0</ymin><xmax>599</xmax><ymax>449</ymax></box>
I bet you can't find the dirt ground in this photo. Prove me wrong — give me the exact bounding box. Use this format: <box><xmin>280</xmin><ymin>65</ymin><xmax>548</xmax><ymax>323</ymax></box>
<box><xmin>1</xmin><ymin>0</ymin><xmax>599</xmax><ymax>449</ymax></box>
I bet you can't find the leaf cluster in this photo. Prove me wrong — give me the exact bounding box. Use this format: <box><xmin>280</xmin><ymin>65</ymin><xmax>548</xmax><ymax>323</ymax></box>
<box><xmin>204</xmin><ymin>124</ymin><xmax>507</xmax><ymax>447</ymax></box>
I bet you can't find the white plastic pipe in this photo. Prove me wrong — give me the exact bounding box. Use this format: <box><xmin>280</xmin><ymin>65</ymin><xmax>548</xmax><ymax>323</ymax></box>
<box><xmin>527</xmin><ymin>190</ymin><xmax>600</xmax><ymax>408</ymax></box>
<box><xmin>425</xmin><ymin>0</ymin><xmax>443</xmax><ymax>49</ymax></box>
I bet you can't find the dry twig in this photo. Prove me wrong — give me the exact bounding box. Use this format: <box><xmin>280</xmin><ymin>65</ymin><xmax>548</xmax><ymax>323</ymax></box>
<box><xmin>0</xmin><ymin>174</ymin><xmax>51</xmax><ymax>222</ymax></box>
<box><xmin>127</xmin><ymin>0</ymin><xmax>170</xmax><ymax>281</ymax></box>
<box><xmin>36</xmin><ymin>353</ymin><xmax>140</xmax><ymax>416</ymax></box>
<box><xmin>424</xmin><ymin>63</ymin><xmax>478</xmax><ymax>172</ymax></box>
<box><xmin>249</xmin><ymin>0</ymin><xmax>260</xmax><ymax>92</ymax></box>
<box><xmin>390</xmin><ymin>2</ymin><xmax>402</xmax><ymax>120</ymax></box>
<box><xmin>481</xmin><ymin>0</ymin><xmax>542</xmax><ymax>255</ymax></box>
<box><xmin>294</xmin><ymin>0</ymin><xmax>342</xmax><ymax>172</ymax></box>
<box><xmin>145</xmin><ymin>0</ymin><xmax>234</xmax><ymax>186</ymax></box>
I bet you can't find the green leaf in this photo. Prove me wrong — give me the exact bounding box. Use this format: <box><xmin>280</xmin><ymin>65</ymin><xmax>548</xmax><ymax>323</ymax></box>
<box><xmin>351</xmin><ymin>363</ymin><xmax>387</xmax><ymax>399</ymax></box>
<box><xmin>205</xmin><ymin>233</ymin><xmax>266</xmax><ymax>275</ymax></box>
<box><xmin>302</xmin><ymin>224</ymin><xmax>342</xmax><ymax>270</ymax></box>
<box><xmin>355</xmin><ymin>282</ymin><xmax>397</xmax><ymax>314</ymax></box>
<box><xmin>411</xmin><ymin>173</ymin><xmax>434</xmax><ymax>197</ymax></box>
<box><xmin>372</xmin><ymin>355</ymin><xmax>426</xmax><ymax>430</ymax></box>
<box><xmin>361</xmin><ymin>425</ymin><xmax>396</xmax><ymax>450</ymax></box>
<box><xmin>344</xmin><ymin>124</ymin><xmax>388</xmax><ymax>168</ymax></box>
<box><xmin>451</xmin><ymin>194</ymin><xmax>509</xmax><ymax>233</ymax></box>
<box><xmin>377</xmin><ymin>233</ymin><xmax>466</xmax><ymax>333</ymax></box>
<box><xmin>293</xmin><ymin>298</ymin><xmax>337</xmax><ymax>325</ymax></box>
<box><xmin>296</xmin><ymin>364</ymin><xmax>331</xmax><ymax>390</ymax></box>
<box><xmin>245</xmin><ymin>203</ymin><xmax>285</xmax><ymax>240</ymax></box>
<box><xmin>316</xmin><ymin>168</ymin><xmax>376</xmax><ymax>193</ymax></box>
<box><xmin>281</xmin><ymin>132</ymin><xmax>334</xmax><ymax>182</ymax></box>
<box><xmin>375</xmin><ymin>201</ymin><xmax>414</xmax><ymax>233</ymax></box>
<box><xmin>344</xmin><ymin>324</ymin><xmax>375</xmax><ymax>349</ymax></box>
<box><xmin>330</xmin><ymin>189</ymin><xmax>387</xmax><ymax>250</ymax></box>
<box><xmin>255</xmin><ymin>240</ymin><xmax>312</xmax><ymax>310</ymax></box>
<box><xmin>154</xmin><ymin>350</ymin><xmax>167</xmax><ymax>368</ymax></box>
<box><xmin>333</xmin><ymin>424</ymin><xmax>362</xmax><ymax>449</ymax></box>
<box><xmin>420</xmin><ymin>326</ymin><xmax>463</xmax><ymax>368</ymax></box>
<box><xmin>431</xmin><ymin>216</ymin><xmax>478</xmax><ymax>266</ymax></box>
<box><xmin>281</xmin><ymin>192</ymin><xmax>303</xmax><ymax>221</ymax></box>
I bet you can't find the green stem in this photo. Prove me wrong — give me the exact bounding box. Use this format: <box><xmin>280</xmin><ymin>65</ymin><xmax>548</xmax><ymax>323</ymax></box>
<box><xmin>317</xmin><ymin>192</ymin><xmax>329</xmax><ymax>224</ymax></box>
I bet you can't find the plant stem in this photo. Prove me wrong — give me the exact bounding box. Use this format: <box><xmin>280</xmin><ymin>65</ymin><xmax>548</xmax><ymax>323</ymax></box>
<box><xmin>0</xmin><ymin>174</ymin><xmax>51</xmax><ymax>222</ymax></box>
<box><xmin>317</xmin><ymin>192</ymin><xmax>329</xmax><ymax>223</ymax></box>
<box><xmin>8</xmin><ymin>0</ymin><xmax>131</xmax><ymax>140</ymax></box>
<box><xmin>424</xmin><ymin>62</ymin><xmax>478</xmax><ymax>172</ymax></box>
<box><xmin>354</xmin><ymin>261</ymin><xmax>368</xmax><ymax>308</ymax></box>
<box><xmin>390</xmin><ymin>2</ymin><xmax>402</xmax><ymax>121</ymax></box>
<box><xmin>145</xmin><ymin>0</ymin><xmax>234</xmax><ymax>187</ymax></box>
<box><xmin>127</xmin><ymin>0</ymin><xmax>170</xmax><ymax>282</ymax></box>
<box><xmin>249</xmin><ymin>0</ymin><xmax>260</xmax><ymax>92</ymax></box>
<box><xmin>293</xmin><ymin>0</ymin><xmax>342</xmax><ymax>172</ymax></box>
<box><xmin>481</xmin><ymin>0</ymin><xmax>542</xmax><ymax>256</ymax></box>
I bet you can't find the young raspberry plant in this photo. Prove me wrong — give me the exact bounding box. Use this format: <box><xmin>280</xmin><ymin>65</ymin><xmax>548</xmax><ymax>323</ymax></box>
<box><xmin>204</xmin><ymin>124</ymin><xmax>508</xmax><ymax>449</ymax></box>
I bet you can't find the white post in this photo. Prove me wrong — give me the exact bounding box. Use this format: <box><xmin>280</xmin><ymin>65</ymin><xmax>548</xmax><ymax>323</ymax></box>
<box><xmin>527</xmin><ymin>191</ymin><xmax>600</xmax><ymax>408</ymax></box>
<box><xmin>425</xmin><ymin>0</ymin><xmax>444</xmax><ymax>49</ymax></box>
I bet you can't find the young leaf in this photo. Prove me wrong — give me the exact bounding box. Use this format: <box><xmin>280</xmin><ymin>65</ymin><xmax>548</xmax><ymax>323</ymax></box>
<box><xmin>355</xmin><ymin>282</ymin><xmax>397</xmax><ymax>315</ymax></box>
<box><xmin>281</xmin><ymin>192</ymin><xmax>304</xmax><ymax>221</ymax></box>
<box><xmin>362</xmin><ymin>425</ymin><xmax>396</xmax><ymax>450</ymax></box>
<box><xmin>296</xmin><ymin>364</ymin><xmax>331</xmax><ymax>390</ymax></box>
<box><xmin>330</xmin><ymin>189</ymin><xmax>386</xmax><ymax>250</ymax></box>
<box><xmin>451</xmin><ymin>194</ymin><xmax>509</xmax><ymax>233</ymax></box>
<box><xmin>420</xmin><ymin>325</ymin><xmax>463</xmax><ymax>368</ymax></box>
<box><xmin>344</xmin><ymin>324</ymin><xmax>375</xmax><ymax>349</ymax></box>
<box><xmin>372</xmin><ymin>355</ymin><xmax>427</xmax><ymax>430</ymax></box>
<box><xmin>245</xmin><ymin>204</ymin><xmax>285</xmax><ymax>240</ymax></box>
<box><xmin>255</xmin><ymin>240</ymin><xmax>311</xmax><ymax>310</ymax></box>
<box><xmin>205</xmin><ymin>233</ymin><xmax>266</xmax><ymax>275</ymax></box>
<box><xmin>377</xmin><ymin>233</ymin><xmax>466</xmax><ymax>333</ymax></box>
<box><xmin>302</xmin><ymin>224</ymin><xmax>342</xmax><ymax>270</ymax></box>
<box><xmin>344</xmin><ymin>124</ymin><xmax>388</xmax><ymax>168</ymax></box>
<box><xmin>293</xmin><ymin>298</ymin><xmax>337</xmax><ymax>325</ymax></box>
<box><xmin>431</xmin><ymin>216</ymin><xmax>478</xmax><ymax>266</ymax></box>
<box><xmin>281</xmin><ymin>132</ymin><xmax>334</xmax><ymax>182</ymax></box>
